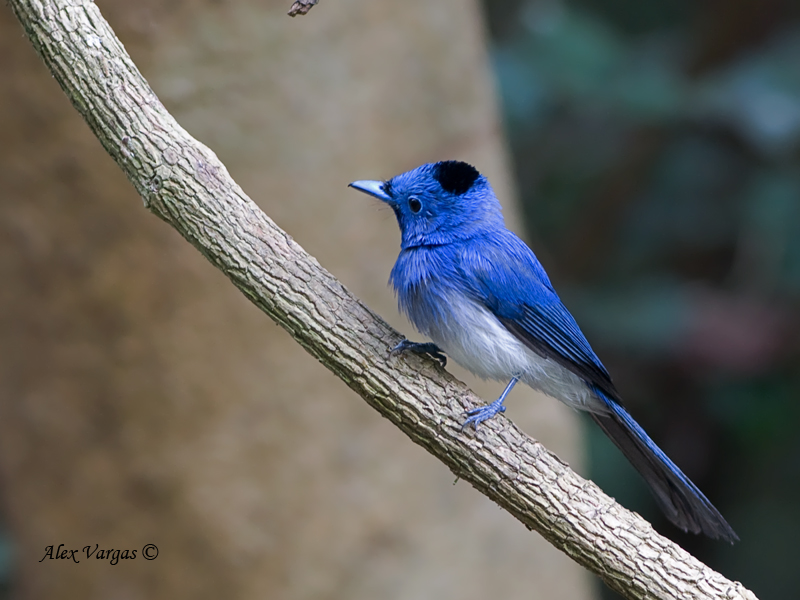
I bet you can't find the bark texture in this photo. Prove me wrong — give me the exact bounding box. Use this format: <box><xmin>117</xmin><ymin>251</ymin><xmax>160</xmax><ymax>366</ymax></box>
<box><xmin>2</xmin><ymin>0</ymin><xmax>756</xmax><ymax>599</ymax></box>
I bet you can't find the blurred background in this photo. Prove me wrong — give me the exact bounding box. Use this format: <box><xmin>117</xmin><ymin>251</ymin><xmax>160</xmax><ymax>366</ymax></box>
<box><xmin>0</xmin><ymin>0</ymin><xmax>796</xmax><ymax>598</ymax></box>
<box><xmin>483</xmin><ymin>0</ymin><xmax>800</xmax><ymax>598</ymax></box>
<box><xmin>0</xmin><ymin>1</ymin><xmax>588</xmax><ymax>599</ymax></box>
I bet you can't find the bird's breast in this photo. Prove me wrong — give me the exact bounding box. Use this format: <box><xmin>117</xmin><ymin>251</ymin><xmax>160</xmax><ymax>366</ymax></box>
<box><xmin>404</xmin><ymin>283</ymin><xmax>532</xmax><ymax>380</ymax></box>
<box><xmin>404</xmin><ymin>284</ymin><xmax>600</xmax><ymax>412</ymax></box>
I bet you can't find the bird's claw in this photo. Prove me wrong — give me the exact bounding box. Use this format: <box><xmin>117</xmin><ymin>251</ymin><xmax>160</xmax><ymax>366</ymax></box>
<box><xmin>390</xmin><ymin>340</ymin><xmax>447</xmax><ymax>368</ymax></box>
<box><xmin>462</xmin><ymin>400</ymin><xmax>506</xmax><ymax>430</ymax></box>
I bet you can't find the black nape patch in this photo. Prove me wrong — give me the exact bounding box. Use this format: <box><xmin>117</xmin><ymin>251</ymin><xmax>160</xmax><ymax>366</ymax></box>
<box><xmin>432</xmin><ymin>161</ymin><xmax>480</xmax><ymax>195</ymax></box>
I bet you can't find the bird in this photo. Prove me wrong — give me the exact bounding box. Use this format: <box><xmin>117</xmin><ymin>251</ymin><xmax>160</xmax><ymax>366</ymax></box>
<box><xmin>349</xmin><ymin>160</ymin><xmax>738</xmax><ymax>543</ymax></box>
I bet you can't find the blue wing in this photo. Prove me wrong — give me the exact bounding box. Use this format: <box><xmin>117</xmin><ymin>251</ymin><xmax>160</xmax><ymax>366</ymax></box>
<box><xmin>457</xmin><ymin>231</ymin><xmax>621</xmax><ymax>401</ymax></box>
<box><xmin>452</xmin><ymin>231</ymin><xmax>738</xmax><ymax>541</ymax></box>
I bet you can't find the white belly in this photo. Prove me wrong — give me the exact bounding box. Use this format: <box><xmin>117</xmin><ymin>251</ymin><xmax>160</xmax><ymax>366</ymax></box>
<box><xmin>421</xmin><ymin>292</ymin><xmax>605</xmax><ymax>413</ymax></box>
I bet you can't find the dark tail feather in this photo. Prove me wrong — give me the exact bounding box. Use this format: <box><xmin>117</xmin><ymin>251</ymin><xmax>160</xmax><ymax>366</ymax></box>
<box><xmin>591</xmin><ymin>390</ymin><xmax>738</xmax><ymax>543</ymax></box>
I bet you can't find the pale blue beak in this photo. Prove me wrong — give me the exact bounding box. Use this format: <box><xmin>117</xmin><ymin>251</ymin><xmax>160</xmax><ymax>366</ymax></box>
<box><xmin>349</xmin><ymin>180</ymin><xmax>392</xmax><ymax>202</ymax></box>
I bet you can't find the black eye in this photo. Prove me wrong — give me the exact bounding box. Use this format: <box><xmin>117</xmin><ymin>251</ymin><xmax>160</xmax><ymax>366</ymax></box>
<box><xmin>408</xmin><ymin>197</ymin><xmax>422</xmax><ymax>213</ymax></box>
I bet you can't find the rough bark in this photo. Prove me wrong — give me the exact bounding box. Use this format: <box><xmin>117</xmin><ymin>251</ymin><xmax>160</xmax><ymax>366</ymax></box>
<box><xmin>4</xmin><ymin>1</ymin><xmax>756</xmax><ymax>599</ymax></box>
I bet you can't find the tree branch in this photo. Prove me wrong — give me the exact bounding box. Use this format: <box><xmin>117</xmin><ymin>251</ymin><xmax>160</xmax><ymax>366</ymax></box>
<box><xmin>288</xmin><ymin>0</ymin><xmax>320</xmax><ymax>17</ymax></box>
<box><xmin>6</xmin><ymin>1</ymin><xmax>756</xmax><ymax>599</ymax></box>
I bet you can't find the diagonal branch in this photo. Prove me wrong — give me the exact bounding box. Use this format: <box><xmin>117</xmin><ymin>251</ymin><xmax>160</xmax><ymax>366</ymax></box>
<box><xmin>6</xmin><ymin>1</ymin><xmax>756</xmax><ymax>599</ymax></box>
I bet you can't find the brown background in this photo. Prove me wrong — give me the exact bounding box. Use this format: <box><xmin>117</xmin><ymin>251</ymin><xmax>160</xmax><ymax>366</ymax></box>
<box><xmin>0</xmin><ymin>1</ymin><xmax>592</xmax><ymax>598</ymax></box>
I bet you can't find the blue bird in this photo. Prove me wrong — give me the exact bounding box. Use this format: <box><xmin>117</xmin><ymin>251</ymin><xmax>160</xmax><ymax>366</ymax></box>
<box><xmin>350</xmin><ymin>160</ymin><xmax>738</xmax><ymax>543</ymax></box>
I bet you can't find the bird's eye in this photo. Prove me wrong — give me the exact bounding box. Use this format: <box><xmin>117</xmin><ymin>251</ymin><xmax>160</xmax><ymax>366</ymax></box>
<box><xmin>408</xmin><ymin>197</ymin><xmax>422</xmax><ymax>213</ymax></box>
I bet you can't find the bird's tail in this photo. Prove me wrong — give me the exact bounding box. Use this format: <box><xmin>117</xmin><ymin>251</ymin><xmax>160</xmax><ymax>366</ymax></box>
<box><xmin>590</xmin><ymin>389</ymin><xmax>738</xmax><ymax>543</ymax></box>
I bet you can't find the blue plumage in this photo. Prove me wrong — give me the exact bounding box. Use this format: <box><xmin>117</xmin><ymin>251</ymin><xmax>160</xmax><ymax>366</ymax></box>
<box><xmin>350</xmin><ymin>161</ymin><xmax>737</xmax><ymax>542</ymax></box>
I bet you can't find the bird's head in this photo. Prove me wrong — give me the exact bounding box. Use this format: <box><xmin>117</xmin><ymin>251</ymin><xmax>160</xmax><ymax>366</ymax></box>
<box><xmin>349</xmin><ymin>161</ymin><xmax>505</xmax><ymax>249</ymax></box>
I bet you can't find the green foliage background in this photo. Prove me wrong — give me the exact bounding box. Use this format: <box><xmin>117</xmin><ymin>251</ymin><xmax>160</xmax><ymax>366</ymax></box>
<box><xmin>482</xmin><ymin>1</ymin><xmax>800</xmax><ymax>598</ymax></box>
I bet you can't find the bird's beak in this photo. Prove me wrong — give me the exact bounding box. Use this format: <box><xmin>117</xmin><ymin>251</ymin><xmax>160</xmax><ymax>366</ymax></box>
<box><xmin>349</xmin><ymin>180</ymin><xmax>392</xmax><ymax>202</ymax></box>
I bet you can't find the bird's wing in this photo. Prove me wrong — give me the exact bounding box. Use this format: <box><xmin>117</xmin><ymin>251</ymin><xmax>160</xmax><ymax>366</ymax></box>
<box><xmin>458</xmin><ymin>234</ymin><xmax>620</xmax><ymax>401</ymax></box>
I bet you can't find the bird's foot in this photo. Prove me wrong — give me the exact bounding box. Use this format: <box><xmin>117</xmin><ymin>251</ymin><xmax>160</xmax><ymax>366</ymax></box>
<box><xmin>390</xmin><ymin>340</ymin><xmax>447</xmax><ymax>368</ymax></box>
<box><xmin>462</xmin><ymin>399</ymin><xmax>506</xmax><ymax>430</ymax></box>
